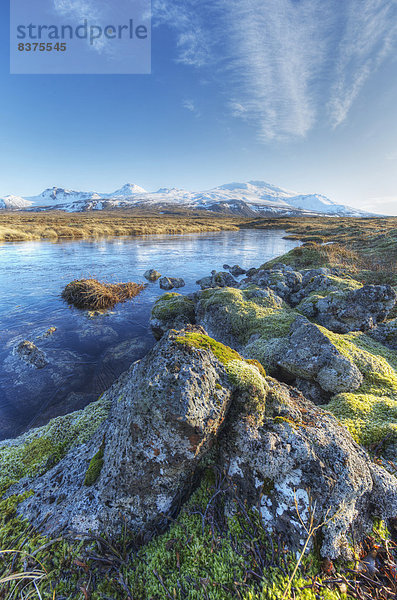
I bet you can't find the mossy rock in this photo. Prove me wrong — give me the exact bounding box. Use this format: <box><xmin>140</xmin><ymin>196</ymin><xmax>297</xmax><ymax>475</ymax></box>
<box><xmin>197</xmin><ymin>286</ymin><xmax>299</xmax><ymax>346</ymax></box>
<box><xmin>151</xmin><ymin>293</ymin><xmax>196</xmax><ymax>338</ymax></box>
<box><xmin>0</xmin><ymin>395</ymin><xmax>111</xmax><ymax>488</ymax></box>
<box><xmin>321</xmin><ymin>329</ymin><xmax>397</xmax><ymax>446</ymax></box>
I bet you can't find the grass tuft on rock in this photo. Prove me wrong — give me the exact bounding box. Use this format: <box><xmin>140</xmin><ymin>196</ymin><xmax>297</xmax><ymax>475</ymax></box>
<box><xmin>84</xmin><ymin>445</ymin><xmax>105</xmax><ymax>486</ymax></box>
<box><xmin>62</xmin><ymin>278</ymin><xmax>145</xmax><ymax>310</ymax></box>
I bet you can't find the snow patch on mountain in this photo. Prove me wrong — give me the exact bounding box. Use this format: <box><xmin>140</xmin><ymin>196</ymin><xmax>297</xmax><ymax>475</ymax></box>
<box><xmin>0</xmin><ymin>195</ymin><xmax>32</xmax><ymax>209</ymax></box>
<box><xmin>0</xmin><ymin>181</ymin><xmax>373</xmax><ymax>217</ymax></box>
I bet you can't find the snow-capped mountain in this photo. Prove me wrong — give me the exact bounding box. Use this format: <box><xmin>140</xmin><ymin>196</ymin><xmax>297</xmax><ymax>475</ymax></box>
<box><xmin>0</xmin><ymin>195</ymin><xmax>32</xmax><ymax>209</ymax></box>
<box><xmin>0</xmin><ymin>181</ymin><xmax>372</xmax><ymax>217</ymax></box>
<box><xmin>25</xmin><ymin>187</ymin><xmax>102</xmax><ymax>207</ymax></box>
<box><xmin>102</xmin><ymin>183</ymin><xmax>148</xmax><ymax>198</ymax></box>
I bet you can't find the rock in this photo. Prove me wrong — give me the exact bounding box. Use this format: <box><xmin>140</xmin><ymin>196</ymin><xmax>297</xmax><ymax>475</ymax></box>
<box><xmin>278</xmin><ymin>318</ymin><xmax>363</xmax><ymax>393</ymax></box>
<box><xmin>294</xmin><ymin>377</ymin><xmax>331</xmax><ymax>405</ymax></box>
<box><xmin>196</xmin><ymin>286</ymin><xmax>286</xmax><ymax>349</ymax></box>
<box><xmin>219</xmin><ymin>378</ymin><xmax>397</xmax><ymax>558</ymax></box>
<box><xmin>229</xmin><ymin>265</ymin><xmax>246</xmax><ymax>277</ymax></box>
<box><xmin>196</xmin><ymin>271</ymin><xmax>238</xmax><ymax>290</ymax></box>
<box><xmin>368</xmin><ymin>318</ymin><xmax>397</xmax><ymax>350</ymax></box>
<box><xmin>150</xmin><ymin>293</ymin><xmax>196</xmax><ymax>339</ymax></box>
<box><xmin>15</xmin><ymin>340</ymin><xmax>48</xmax><ymax>369</ymax></box>
<box><xmin>12</xmin><ymin>329</ymin><xmax>235</xmax><ymax>538</ymax></box>
<box><xmin>144</xmin><ymin>269</ymin><xmax>161</xmax><ymax>282</ymax></box>
<box><xmin>5</xmin><ymin>326</ymin><xmax>397</xmax><ymax>561</ymax></box>
<box><xmin>240</xmin><ymin>267</ymin><xmax>302</xmax><ymax>301</ymax></box>
<box><xmin>159</xmin><ymin>277</ymin><xmax>186</xmax><ymax>290</ymax></box>
<box><xmin>307</xmin><ymin>285</ymin><xmax>396</xmax><ymax>333</ymax></box>
<box><xmin>290</xmin><ymin>273</ymin><xmax>352</xmax><ymax>305</ymax></box>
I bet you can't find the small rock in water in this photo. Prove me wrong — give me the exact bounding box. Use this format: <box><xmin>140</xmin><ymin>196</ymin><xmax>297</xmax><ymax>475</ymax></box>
<box><xmin>16</xmin><ymin>340</ymin><xmax>48</xmax><ymax>369</ymax></box>
<box><xmin>229</xmin><ymin>265</ymin><xmax>246</xmax><ymax>277</ymax></box>
<box><xmin>159</xmin><ymin>277</ymin><xmax>186</xmax><ymax>290</ymax></box>
<box><xmin>144</xmin><ymin>269</ymin><xmax>161</xmax><ymax>282</ymax></box>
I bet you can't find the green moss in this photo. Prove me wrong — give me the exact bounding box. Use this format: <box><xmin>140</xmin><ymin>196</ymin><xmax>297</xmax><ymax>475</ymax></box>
<box><xmin>245</xmin><ymin>358</ymin><xmax>267</xmax><ymax>378</ymax></box>
<box><xmin>260</xmin><ymin>245</ymin><xmax>329</xmax><ymax>270</ymax></box>
<box><xmin>151</xmin><ymin>293</ymin><xmax>195</xmax><ymax>322</ymax></box>
<box><xmin>175</xmin><ymin>331</ymin><xmax>242</xmax><ymax>365</ymax></box>
<box><xmin>198</xmin><ymin>287</ymin><xmax>299</xmax><ymax>345</ymax></box>
<box><xmin>0</xmin><ymin>471</ymin><xmax>364</xmax><ymax>600</ymax></box>
<box><xmin>176</xmin><ymin>332</ymin><xmax>267</xmax><ymax>416</ymax></box>
<box><xmin>84</xmin><ymin>445</ymin><xmax>104</xmax><ymax>486</ymax></box>
<box><xmin>0</xmin><ymin>394</ymin><xmax>112</xmax><ymax>487</ymax></box>
<box><xmin>226</xmin><ymin>359</ymin><xmax>266</xmax><ymax>391</ymax></box>
<box><xmin>319</xmin><ymin>328</ymin><xmax>397</xmax><ymax>446</ymax></box>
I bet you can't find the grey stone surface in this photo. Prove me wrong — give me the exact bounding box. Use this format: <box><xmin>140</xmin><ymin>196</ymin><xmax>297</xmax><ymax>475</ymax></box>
<box><xmin>15</xmin><ymin>340</ymin><xmax>48</xmax><ymax>369</ymax></box>
<box><xmin>196</xmin><ymin>271</ymin><xmax>238</xmax><ymax>290</ymax></box>
<box><xmin>278</xmin><ymin>317</ymin><xmax>363</xmax><ymax>393</ymax></box>
<box><xmin>13</xmin><ymin>330</ymin><xmax>234</xmax><ymax>537</ymax></box>
<box><xmin>159</xmin><ymin>276</ymin><xmax>186</xmax><ymax>290</ymax></box>
<box><xmin>229</xmin><ymin>265</ymin><xmax>246</xmax><ymax>277</ymax></box>
<box><xmin>219</xmin><ymin>378</ymin><xmax>397</xmax><ymax>558</ymax></box>
<box><xmin>307</xmin><ymin>285</ymin><xmax>396</xmax><ymax>333</ymax></box>
<box><xmin>368</xmin><ymin>318</ymin><xmax>397</xmax><ymax>350</ymax></box>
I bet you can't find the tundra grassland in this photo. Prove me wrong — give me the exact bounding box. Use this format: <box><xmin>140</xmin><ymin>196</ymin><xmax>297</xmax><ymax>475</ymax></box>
<box><xmin>0</xmin><ymin>210</ymin><xmax>249</xmax><ymax>242</ymax></box>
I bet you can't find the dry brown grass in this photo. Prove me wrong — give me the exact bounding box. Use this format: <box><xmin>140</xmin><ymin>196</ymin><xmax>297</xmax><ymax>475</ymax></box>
<box><xmin>0</xmin><ymin>210</ymin><xmax>249</xmax><ymax>243</ymax></box>
<box><xmin>62</xmin><ymin>279</ymin><xmax>146</xmax><ymax>310</ymax></box>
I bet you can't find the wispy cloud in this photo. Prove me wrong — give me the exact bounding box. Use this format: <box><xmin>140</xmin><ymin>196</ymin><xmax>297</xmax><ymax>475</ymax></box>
<box><xmin>153</xmin><ymin>0</ymin><xmax>397</xmax><ymax>140</ymax></box>
<box><xmin>182</xmin><ymin>99</ymin><xmax>201</xmax><ymax>117</ymax></box>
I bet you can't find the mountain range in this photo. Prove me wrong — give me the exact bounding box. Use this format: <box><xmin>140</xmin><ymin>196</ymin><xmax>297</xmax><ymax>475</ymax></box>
<box><xmin>0</xmin><ymin>181</ymin><xmax>372</xmax><ymax>217</ymax></box>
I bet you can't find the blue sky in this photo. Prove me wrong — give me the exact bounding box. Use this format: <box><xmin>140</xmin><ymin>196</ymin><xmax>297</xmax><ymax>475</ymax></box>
<box><xmin>1</xmin><ymin>0</ymin><xmax>397</xmax><ymax>213</ymax></box>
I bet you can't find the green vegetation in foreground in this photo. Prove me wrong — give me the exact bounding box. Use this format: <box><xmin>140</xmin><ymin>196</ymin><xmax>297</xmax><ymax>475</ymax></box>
<box><xmin>322</xmin><ymin>330</ymin><xmax>397</xmax><ymax>446</ymax></box>
<box><xmin>0</xmin><ymin>395</ymin><xmax>111</xmax><ymax>489</ymax></box>
<box><xmin>0</xmin><ymin>471</ymin><xmax>353</xmax><ymax>600</ymax></box>
<box><xmin>84</xmin><ymin>444</ymin><xmax>105</xmax><ymax>486</ymax></box>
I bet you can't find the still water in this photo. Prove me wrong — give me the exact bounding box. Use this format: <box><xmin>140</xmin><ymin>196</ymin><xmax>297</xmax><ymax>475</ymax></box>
<box><xmin>0</xmin><ymin>229</ymin><xmax>300</xmax><ymax>440</ymax></box>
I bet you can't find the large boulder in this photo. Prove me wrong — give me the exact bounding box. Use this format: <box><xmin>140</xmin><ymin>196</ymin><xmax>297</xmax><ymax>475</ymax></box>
<box><xmin>3</xmin><ymin>327</ymin><xmax>397</xmax><ymax>561</ymax></box>
<box><xmin>278</xmin><ymin>317</ymin><xmax>363</xmax><ymax>394</ymax></box>
<box><xmin>219</xmin><ymin>377</ymin><xmax>397</xmax><ymax>558</ymax></box>
<box><xmin>10</xmin><ymin>329</ymin><xmax>235</xmax><ymax>537</ymax></box>
<box><xmin>195</xmin><ymin>286</ymin><xmax>287</xmax><ymax>349</ymax></box>
<box><xmin>302</xmin><ymin>285</ymin><xmax>396</xmax><ymax>333</ymax></box>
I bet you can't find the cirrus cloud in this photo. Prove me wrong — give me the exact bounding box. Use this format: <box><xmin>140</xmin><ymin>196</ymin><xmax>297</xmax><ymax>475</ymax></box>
<box><xmin>153</xmin><ymin>0</ymin><xmax>397</xmax><ymax>141</ymax></box>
